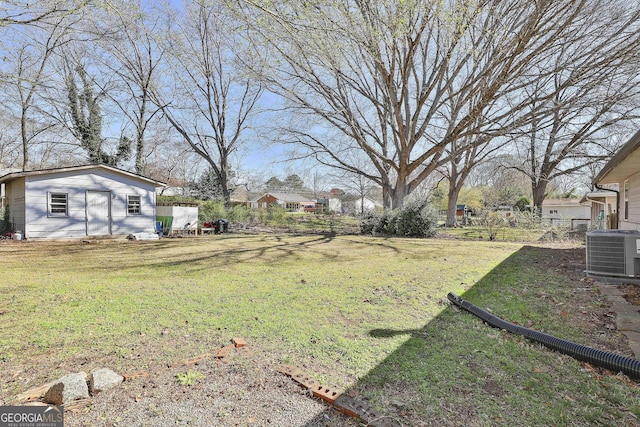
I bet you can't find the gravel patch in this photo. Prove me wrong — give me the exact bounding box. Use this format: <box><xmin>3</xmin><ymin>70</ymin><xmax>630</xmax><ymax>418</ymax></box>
<box><xmin>69</xmin><ymin>346</ymin><xmax>359</xmax><ymax>427</ymax></box>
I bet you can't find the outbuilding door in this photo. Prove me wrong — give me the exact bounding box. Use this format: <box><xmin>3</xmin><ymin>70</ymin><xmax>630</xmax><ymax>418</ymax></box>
<box><xmin>87</xmin><ymin>191</ymin><xmax>111</xmax><ymax>236</ymax></box>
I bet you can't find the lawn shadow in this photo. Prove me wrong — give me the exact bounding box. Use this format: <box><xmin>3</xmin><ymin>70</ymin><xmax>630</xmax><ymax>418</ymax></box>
<box><xmin>299</xmin><ymin>245</ymin><xmax>619</xmax><ymax>426</ymax></box>
<box><xmin>63</xmin><ymin>233</ymin><xmax>407</xmax><ymax>274</ymax></box>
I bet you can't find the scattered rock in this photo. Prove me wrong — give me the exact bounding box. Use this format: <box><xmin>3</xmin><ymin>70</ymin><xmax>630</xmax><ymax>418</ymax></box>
<box><xmin>89</xmin><ymin>368</ymin><xmax>123</xmax><ymax>394</ymax></box>
<box><xmin>44</xmin><ymin>372</ymin><xmax>89</xmax><ymax>405</ymax></box>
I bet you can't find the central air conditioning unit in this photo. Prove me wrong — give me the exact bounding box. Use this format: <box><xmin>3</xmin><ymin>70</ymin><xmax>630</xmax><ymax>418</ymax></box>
<box><xmin>586</xmin><ymin>230</ymin><xmax>640</xmax><ymax>278</ymax></box>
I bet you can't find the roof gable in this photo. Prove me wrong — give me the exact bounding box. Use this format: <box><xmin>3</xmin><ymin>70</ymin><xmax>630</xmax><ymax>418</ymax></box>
<box><xmin>0</xmin><ymin>164</ymin><xmax>166</xmax><ymax>187</ymax></box>
<box><xmin>257</xmin><ymin>192</ymin><xmax>313</xmax><ymax>203</ymax></box>
<box><xmin>595</xmin><ymin>129</ymin><xmax>640</xmax><ymax>184</ymax></box>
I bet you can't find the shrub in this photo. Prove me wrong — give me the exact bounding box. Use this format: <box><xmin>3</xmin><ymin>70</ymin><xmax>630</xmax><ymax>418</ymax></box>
<box><xmin>512</xmin><ymin>209</ymin><xmax>543</xmax><ymax>229</ymax></box>
<box><xmin>395</xmin><ymin>202</ymin><xmax>438</xmax><ymax>237</ymax></box>
<box><xmin>374</xmin><ymin>209</ymin><xmax>398</xmax><ymax>235</ymax></box>
<box><xmin>197</xmin><ymin>201</ymin><xmax>255</xmax><ymax>225</ymax></box>
<box><xmin>360</xmin><ymin>201</ymin><xmax>438</xmax><ymax>237</ymax></box>
<box><xmin>477</xmin><ymin>210</ymin><xmax>507</xmax><ymax>241</ymax></box>
<box><xmin>229</xmin><ymin>205</ymin><xmax>254</xmax><ymax>224</ymax></box>
<box><xmin>255</xmin><ymin>207</ymin><xmax>268</xmax><ymax>224</ymax></box>
<box><xmin>513</xmin><ymin>196</ymin><xmax>531</xmax><ymax>212</ymax></box>
<box><xmin>360</xmin><ymin>210</ymin><xmax>379</xmax><ymax>235</ymax></box>
<box><xmin>0</xmin><ymin>206</ymin><xmax>12</xmax><ymax>235</ymax></box>
<box><xmin>198</xmin><ymin>200</ymin><xmax>227</xmax><ymax>225</ymax></box>
<box><xmin>176</xmin><ymin>370</ymin><xmax>205</xmax><ymax>386</ymax></box>
<box><xmin>267</xmin><ymin>204</ymin><xmax>288</xmax><ymax>226</ymax></box>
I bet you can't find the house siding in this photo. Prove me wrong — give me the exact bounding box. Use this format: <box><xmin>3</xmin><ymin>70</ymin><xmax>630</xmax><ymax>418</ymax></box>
<box><xmin>620</xmin><ymin>171</ymin><xmax>640</xmax><ymax>230</ymax></box>
<box><xmin>156</xmin><ymin>205</ymin><xmax>198</xmax><ymax>232</ymax></box>
<box><xmin>23</xmin><ymin>168</ymin><xmax>157</xmax><ymax>239</ymax></box>
<box><xmin>6</xmin><ymin>177</ymin><xmax>26</xmax><ymax>233</ymax></box>
<box><xmin>256</xmin><ymin>195</ymin><xmax>277</xmax><ymax>209</ymax></box>
<box><xmin>541</xmin><ymin>199</ymin><xmax>590</xmax><ymax>220</ymax></box>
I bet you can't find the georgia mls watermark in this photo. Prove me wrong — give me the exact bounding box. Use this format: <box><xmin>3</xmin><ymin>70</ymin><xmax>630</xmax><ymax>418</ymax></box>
<box><xmin>0</xmin><ymin>406</ymin><xmax>64</xmax><ymax>427</ymax></box>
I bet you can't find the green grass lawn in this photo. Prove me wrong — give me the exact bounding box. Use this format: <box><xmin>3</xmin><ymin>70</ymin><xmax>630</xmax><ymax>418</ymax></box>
<box><xmin>0</xmin><ymin>235</ymin><xmax>638</xmax><ymax>425</ymax></box>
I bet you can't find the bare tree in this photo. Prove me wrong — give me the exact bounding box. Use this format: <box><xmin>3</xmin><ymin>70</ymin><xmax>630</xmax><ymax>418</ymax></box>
<box><xmin>2</xmin><ymin>13</ymin><xmax>80</xmax><ymax>170</ymax></box>
<box><xmin>0</xmin><ymin>122</ymin><xmax>21</xmax><ymax>169</ymax></box>
<box><xmin>152</xmin><ymin>1</ymin><xmax>263</xmax><ymax>205</ymax></box>
<box><xmin>94</xmin><ymin>1</ymin><xmax>165</xmax><ymax>175</ymax></box>
<box><xmin>441</xmin><ymin>135</ymin><xmax>505</xmax><ymax>226</ymax></box>
<box><xmin>0</xmin><ymin>1</ymin><xmax>82</xmax><ymax>27</ymax></box>
<box><xmin>235</xmin><ymin>0</ymin><xmax>640</xmax><ymax>210</ymax></box>
<box><xmin>505</xmin><ymin>4</ymin><xmax>640</xmax><ymax>215</ymax></box>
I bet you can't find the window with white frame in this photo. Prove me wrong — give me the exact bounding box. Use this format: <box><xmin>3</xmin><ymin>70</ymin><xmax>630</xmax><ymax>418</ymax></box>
<box><xmin>127</xmin><ymin>195</ymin><xmax>141</xmax><ymax>215</ymax></box>
<box><xmin>624</xmin><ymin>180</ymin><xmax>629</xmax><ymax>220</ymax></box>
<box><xmin>49</xmin><ymin>192</ymin><xmax>68</xmax><ymax>216</ymax></box>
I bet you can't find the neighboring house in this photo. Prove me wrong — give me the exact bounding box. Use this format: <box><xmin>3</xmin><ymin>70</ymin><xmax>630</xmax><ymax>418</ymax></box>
<box><xmin>579</xmin><ymin>190</ymin><xmax>618</xmax><ymax>230</ymax></box>
<box><xmin>230</xmin><ymin>186</ymin><xmax>254</xmax><ymax>207</ymax></box>
<box><xmin>541</xmin><ymin>198</ymin><xmax>591</xmax><ymax>228</ymax></box>
<box><xmin>252</xmin><ymin>192</ymin><xmax>315</xmax><ymax>212</ymax></box>
<box><xmin>594</xmin><ymin>129</ymin><xmax>640</xmax><ymax>230</ymax></box>
<box><xmin>494</xmin><ymin>205</ymin><xmax>515</xmax><ymax>219</ymax></box>
<box><xmin>0</xmin><ymin>164</ymin><xmax>165</xmax><ymax>239</ymax></box>
<box><xmin>342</xmin><ymin>196</ymin><xmax>382</xmax><ymax>214</ymax></box>
<box><xmin>315</xmin><ymin>197</ymin><xmax>342</xmax><ymax>214</ymax></box>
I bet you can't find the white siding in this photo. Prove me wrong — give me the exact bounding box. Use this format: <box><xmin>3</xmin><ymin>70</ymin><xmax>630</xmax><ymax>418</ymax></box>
<box><xmin>24</xmin><ymin>167</ymin><xmax>157</xmax><ymax>239</ymax></box>
<box><xmin>156</xmin><ymin>205</ymin><xmax>198</xmax><ymax>232</ymax></box>
<box><xmin>542</xmin><ymin>205</ymin><xmax>590</xmax><ymax>219</ymax></box>
<box><xmin>621</xmin><ymin>171</ymin><xmax>640</xmax><ymax>230</ymax></box>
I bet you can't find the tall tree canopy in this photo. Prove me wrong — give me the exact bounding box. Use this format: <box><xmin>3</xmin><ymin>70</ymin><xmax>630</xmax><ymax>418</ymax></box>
<box><xmin>236</xmin><ymin>0</ymin><xmax>640</xmax><ymax>209</ymax></box>
<box><xmin>152</xmin><ymin>1</ymin><xmax>263</xmax><ymax>205</ymax></box>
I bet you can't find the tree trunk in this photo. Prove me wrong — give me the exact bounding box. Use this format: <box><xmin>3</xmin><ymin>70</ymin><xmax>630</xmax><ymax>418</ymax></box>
<box><xmin>390</xmin><ymin>186</ymin><xmax>407</xmax><ymax>210</ymax></box>
<box><xmin>445</xmin><ymin>183</ymin><xmax>463</xmax><ymax>227</ymax></box>
<box><xmin>21</xmin><ymin>111</ymin><xmax>28</xmax><ymax>171</ymax></box>
<box><xmin>389</xmin><ymin>173</ymin><xmax>409</xmax><ymax>209</ymax></box>
<box><xmin>219</xmin><ymin>162</ymin><xmax>231</xmax><ymax>207</ymax></box>
<box><xmin>381</xmin><ymin>179</ymin><xmax>393</xmax><ymax>210</ymax></box>
<box><xmin>135</xmin><ymin>96</ymin><xmax>147</xmax><ymax>175</ymax></box>
<box><xmin>532</xmin><ymin>180</ymin><xmax>548</xmax><ymax>217</ymax></box>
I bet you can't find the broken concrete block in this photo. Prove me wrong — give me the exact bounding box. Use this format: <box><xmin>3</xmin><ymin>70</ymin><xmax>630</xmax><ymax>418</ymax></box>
<box><xmin>44</xmin><ymin>372</ymin><xmax>89</xmax><ymax>405</ymax></box>
<box><xmin>88</xmin><ymin>368</ymin><xmax>123</xmax><ymax>394</ymax></box>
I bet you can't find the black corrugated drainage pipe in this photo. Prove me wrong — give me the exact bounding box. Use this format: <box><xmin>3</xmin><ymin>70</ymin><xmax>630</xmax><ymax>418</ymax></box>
<box><xmin>447</xmin><ymin>292</ymin><xmax>640</xmax><ymax>380</ymax></box>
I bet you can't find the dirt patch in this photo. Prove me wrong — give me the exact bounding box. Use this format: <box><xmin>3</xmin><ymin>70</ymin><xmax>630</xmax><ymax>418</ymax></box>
<box><xmin>537</xmin><ymin>245</ymin><xmax>636</xmax><ymax>359</ymax></box>
<box><xmin>4</xmin><ymin>344</ymin><xmax>357</xmax><ymax>427</ymax></box>
<box><xmin>619</xmin><ymin>283</ymin><xmax>640</xmax><ymax>307</ymax></box>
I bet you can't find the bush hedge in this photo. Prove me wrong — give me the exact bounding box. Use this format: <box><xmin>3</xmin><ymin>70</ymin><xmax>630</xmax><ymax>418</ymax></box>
<box><xmin>360</xmin><ymin>201</ymin><xmax>437</xmax><ymax>237</ymax></box>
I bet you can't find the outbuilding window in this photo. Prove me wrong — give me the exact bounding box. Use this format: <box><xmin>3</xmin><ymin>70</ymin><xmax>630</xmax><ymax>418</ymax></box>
<box><xmin>127</xmin><ymin>195</ymin><xmax>141</xmax><ymax>215</ymax></box>
<box><xmin>49</xmin><ymin>192</ymin><xmax>68</xmax><ymax>216</ymax></box>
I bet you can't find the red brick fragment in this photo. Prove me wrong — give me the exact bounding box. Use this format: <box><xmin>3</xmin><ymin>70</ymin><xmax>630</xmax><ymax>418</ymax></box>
<box><xmin>215</xmin><ymin>344</ymin><xmax>235</xmax><ymax>358</ymax></box>
<box><xmin>122</xmin><ymin>371</ymin><xmax>149</xmax><ymax>381</ymax></box>
<box><xmin>232</xmin><ymin>337</ymin><xmax>247</xmax><ymax>348</ymax></box>
<box><xmin>312</xmin><ymin>384</ymin><xmax>341</xmax><ymax>403</ymax></box>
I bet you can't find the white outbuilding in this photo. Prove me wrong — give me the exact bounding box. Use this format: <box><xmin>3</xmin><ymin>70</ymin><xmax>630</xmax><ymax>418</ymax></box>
<box><xmin>0</xmin><ymin>164</ymin><xmax>165</xmax><ymax>239</ymax></box>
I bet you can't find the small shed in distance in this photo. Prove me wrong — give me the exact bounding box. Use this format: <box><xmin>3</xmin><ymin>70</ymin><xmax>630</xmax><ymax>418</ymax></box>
<box><xmin>156</xmin><ymin>201</ymin><xmax>199</xmax><ymax>235</ymax></box>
